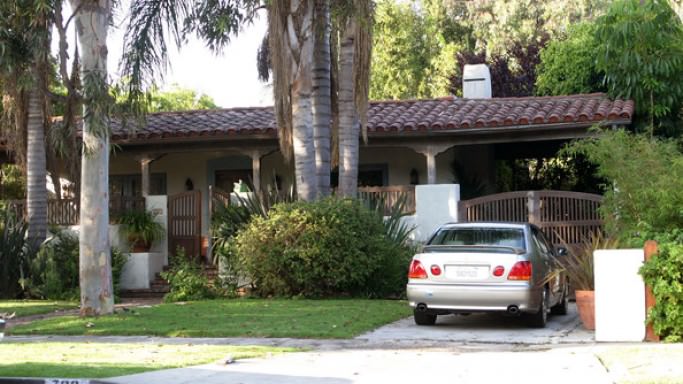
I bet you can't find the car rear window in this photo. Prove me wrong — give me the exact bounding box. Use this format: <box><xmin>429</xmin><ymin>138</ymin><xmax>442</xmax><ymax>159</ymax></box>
<box><xmin>429</xmin><ymin>228</ymin><xmax>526</xmax><ymax>250</ymax></box>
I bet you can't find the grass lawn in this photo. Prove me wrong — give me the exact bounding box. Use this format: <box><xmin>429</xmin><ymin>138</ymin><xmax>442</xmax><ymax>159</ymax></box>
<box><xmin>0</xmin><ymin>342</ymin><xmax>296</xmax><ymax>378</ymax></box>
<box><xmin>9</xmin><ymin>299</ymin><xmax>410</xmax><ymax>338</ymax></box>
<box><xmin>595</xmin><ymin>344</ymin><xmax>683</xmax><ymax>384</ymax></box>
<box><xmin>0</xmin><ymin>300</ymin><xmax>77</xmax><ymax>318</ymax></box>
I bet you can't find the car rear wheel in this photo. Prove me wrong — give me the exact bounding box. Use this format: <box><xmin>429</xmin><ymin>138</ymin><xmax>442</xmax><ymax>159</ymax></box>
<box><xmin>414</xmin><ymin>310</ymin><xmax>437</xmax><ymax>326</ymax></box>
<box><xmin>527</xmin><ymin>289</ymin><xmax>548</xmax><ymax>328</ymax></box>
<box><xmin>551</xmin><ymin>283</ymin><xmax>569</xmax><ymax>315</ymax></box>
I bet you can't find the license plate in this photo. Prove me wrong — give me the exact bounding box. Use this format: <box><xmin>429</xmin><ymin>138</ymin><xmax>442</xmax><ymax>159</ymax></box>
<box><xmin>446</xmin><ymin>265</ymin><xmax>489</xmax><ymax>280</ymax></box>
<box><xmin>45</xmin><ymin>379</ymin><xmax>90</xmax><ymax>384</ymax></box>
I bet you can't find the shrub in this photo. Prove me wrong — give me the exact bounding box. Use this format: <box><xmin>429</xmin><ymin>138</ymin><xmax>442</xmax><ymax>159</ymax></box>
<box><xmin>28</xmin><ymin>229</ymin><xmax>128</xmax><ymax>301</ymax></box>
<box><xmin>211</xmin><ymin>203</ymin><xmax>252</xmax><ymax>291</ymax></box>
<box><xmin>161</xmin><ymin>248</ymin><xmax>216</xmax><ymax>302</ymax></box>
<box><xmin>0</xmin><ymin>208</ymin><xmax>30</xmax><ymax>299</ymax></box>
<box><xmin>640</xmin><ymin>234</ymin><xmax>683</xmax><ymax>341</ymax></box>
<box><xmin>235</xmin><ymin>198</ymin><xmax>412</xmax><ymax>298</ymax></box>
<box><xmin>563</xmin><ymin>129</ymin><xmax>683</xmax><ymax>241</ymax></box>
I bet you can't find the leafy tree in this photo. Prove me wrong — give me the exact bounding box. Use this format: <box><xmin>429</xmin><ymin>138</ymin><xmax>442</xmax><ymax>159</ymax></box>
<box><xmin>465</xmin><ymin>0</ymin><xmax>610</xmax><ymax>56</ymax></box>
<box><xmin>535</xmin><ymin>23</ymin><xmax>605</xmax><ymax>96</ymax></box>
<box><xmin>370</xmin><ymin>0</ymin><xmax>462</xmax><ymax>100</ymax></box>
<box><xmin>450</xmin><ymin>36</ymin><xmax>548</xmax><ymax>97</ymax></box>
<box><xmin>113</xmin><ymin>84</ymin><xmax>218</xmax><ymax>112</ymax></box>
<box><xmin>595</xmin><ymin>0</ymin><xmax>683</xmax><ymax>137</ymax></box>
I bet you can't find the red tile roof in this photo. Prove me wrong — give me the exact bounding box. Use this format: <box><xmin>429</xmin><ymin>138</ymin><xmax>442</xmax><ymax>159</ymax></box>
<box><xmin>111</xmin><ymin>93</ymin><xmax>634</xmax><ymax>141</ymax></box>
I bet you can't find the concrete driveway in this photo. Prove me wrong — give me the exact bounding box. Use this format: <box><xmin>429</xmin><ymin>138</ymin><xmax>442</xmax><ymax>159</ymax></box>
<box><xmin>357</xmin><ymin>303</ymin><xmax>593</xmax><ymax>345</ymax></box>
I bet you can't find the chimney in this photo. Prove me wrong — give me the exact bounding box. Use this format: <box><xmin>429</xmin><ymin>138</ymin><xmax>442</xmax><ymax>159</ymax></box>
<box><xmin>462</xmin><ymin>64</ymin><xmax>492</xmax><ymax>99</ymax></box>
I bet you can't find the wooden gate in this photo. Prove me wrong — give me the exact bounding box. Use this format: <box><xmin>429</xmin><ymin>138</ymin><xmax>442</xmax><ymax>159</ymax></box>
<box><xmin>168</xmin><ymin>190</ymin><xmax>202</xmax><ymax>259</ymax></box>
<box><xmin>458</xmin><ymin>191</ymin><xmax>603</xmax><ymax>247</ymax></box>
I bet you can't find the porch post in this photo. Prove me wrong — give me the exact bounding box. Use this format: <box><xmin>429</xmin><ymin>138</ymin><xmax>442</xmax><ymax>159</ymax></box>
<box><xmin>426</xmin><ymin>151</ymin><xmax>437</xmax><ymax>184</ymax></box>
<box><xmin>251</xmin><ymin>151</ymin><xmax>262</xmax><ymax>193</ymax></box>
<box><xmin>140</xmin><ymin>157</ymin><xmax>153</xmax><ymax>197</ymax></box>
<box><xmin>412</xmin><ymin>144</ymin><xmax>452</xmax><ymax>185</ymax></box>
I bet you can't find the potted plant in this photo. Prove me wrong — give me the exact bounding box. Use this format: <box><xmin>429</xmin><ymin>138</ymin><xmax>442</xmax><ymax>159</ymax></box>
<box><xmin>118</xmin><ymin>210</ymin><xmax>165</xmax><ymax>252</ymax></box>
<box><xmin>554</xmin><ymin>232</ymin><xmax>619</xmax><ymax>330</ymax></box>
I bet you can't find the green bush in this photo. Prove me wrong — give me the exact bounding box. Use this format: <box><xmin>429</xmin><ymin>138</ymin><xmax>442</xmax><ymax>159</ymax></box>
<box><xmin>28</xmin><ymin>229</ymin><xmax>128</xmax><ymax>301</ymax></box>
<box><xmin>0</xmin><ymin>208</ymin><xmax>30</xmax><ymax>299</ymax></box>
<box><xmin>235</xmin><ymin>198</ymin><xmax>412</xmax><ymax>298</ymax></box>
<box><xmin>563</xmin><ymin>129</ymin><xmax>683</xmax><ymax>240</ymax></box>
<box><xmin>161</xmin><ymin>248</ymin><xmax>216</xmax><ymax>302</ymax></box>
<box><xmin>640</xmin><ymin>233</ymin><xmax>683</xmax><ymax>341</ymax></box>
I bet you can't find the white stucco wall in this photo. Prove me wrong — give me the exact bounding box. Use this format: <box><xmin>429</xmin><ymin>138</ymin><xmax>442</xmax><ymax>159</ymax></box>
<box><xmin>413</xmin><ymin>184</ymin><xmax>461</xmax><ymax>242</ymax></box>
<box><xmin>119</xmin><ymin>252</ymin><xmax>164</xmax><ymax>290</ymax></box>
<box><xmin>594</xmin><ymin>249</ymin><xmax>646</xmax><ymax>342</ymax></box>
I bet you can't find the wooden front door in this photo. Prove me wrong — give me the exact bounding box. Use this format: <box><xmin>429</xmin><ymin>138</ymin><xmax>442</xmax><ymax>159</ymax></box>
<box><xmin>168</xmin><ymin>190</ymin><xmax>202</xmax><ymax>260</ymax></box>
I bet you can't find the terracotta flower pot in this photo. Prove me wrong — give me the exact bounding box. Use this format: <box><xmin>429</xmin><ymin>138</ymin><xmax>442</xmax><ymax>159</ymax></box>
<box><xmin>575</xmin><ymin>290</ymin><xmax>595</xmax><ymax>330</ymax></box>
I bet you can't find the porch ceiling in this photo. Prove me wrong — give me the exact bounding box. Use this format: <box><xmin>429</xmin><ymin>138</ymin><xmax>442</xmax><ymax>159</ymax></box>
<box><xmin>111</xmin><ymin>93</ymin><xmax>633</xmax><ymax>150</ymax></box>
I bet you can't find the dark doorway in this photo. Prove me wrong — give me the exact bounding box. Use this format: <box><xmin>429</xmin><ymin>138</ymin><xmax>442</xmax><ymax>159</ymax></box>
<box><xmin>215</xmin><ymin>169</ymin><xmax>253</xmax><ymax>192</ymax></box>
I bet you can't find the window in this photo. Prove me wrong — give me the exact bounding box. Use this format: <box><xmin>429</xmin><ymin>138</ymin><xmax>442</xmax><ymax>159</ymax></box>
<box><xmin>430</xmin><ymin>228</ymin><xmax>526</xmax><ymax>250</ymax></box>
<box><xmin>110</xmin><ymin>173</ymin><xmax>167</xmax><ymax>197</ymax></box>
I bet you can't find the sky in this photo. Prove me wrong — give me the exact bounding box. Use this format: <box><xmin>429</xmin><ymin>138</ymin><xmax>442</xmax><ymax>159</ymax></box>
<box><xmin>56</xmin><ymin>3</ymin><xmax>272</xmax><ymax>109</ymax></box>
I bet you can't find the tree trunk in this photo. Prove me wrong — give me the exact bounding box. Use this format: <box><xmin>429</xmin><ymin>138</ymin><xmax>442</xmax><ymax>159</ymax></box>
<box><xmin>26</xmin><ymin>85</ymin><xmax>47</xmax><ymax>248</ymax></box>
<box><xmin>290</xmin><ymin>0</ymin><xmax>317</xmax><ymax>202</ymax></box>
<box><xmin>338</xmin><ymin>20</ymin><xmax>359</xmax><ymax>198</ymax></box>
<box><xmin>71</xmin><ymin>0</ymin><xmax>114</xmax><ymax>316</ymax></box>
<box><xmin>312</xmin><ymin>0</ymin><xmax>332</xmax><ymax>197</ymax></box>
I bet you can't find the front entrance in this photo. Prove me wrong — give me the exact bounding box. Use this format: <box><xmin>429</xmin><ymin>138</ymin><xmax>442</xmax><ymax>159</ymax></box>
<box><xmin>215</xmin><ymin>169</ymin><xmax>253</xmax><ymax>192</ymax></box>
<box><xmin>168</xmin><ymin>190</ymin><xmax>202</xmax><ymax>260</ymax></box>
<box><xmin>458</xmin><ymin>190</ymin><xmax>603</xmax><ymax>248</ymax></box>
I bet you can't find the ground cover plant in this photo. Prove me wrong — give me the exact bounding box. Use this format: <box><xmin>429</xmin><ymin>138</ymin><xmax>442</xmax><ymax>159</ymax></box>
<box><xmin>0</xmin><ymin>342</ymin><xmax>296</xmax><ymax>378</ymax></box>
<box><xmin>9</xmin><ymin>299</ymin><xmax>411</xmax><ymax>339</ymax></box>
<box><xmin>0</xmin><ymin>300</ymin><xmax>77</xmax><ymax>317</ymax></box>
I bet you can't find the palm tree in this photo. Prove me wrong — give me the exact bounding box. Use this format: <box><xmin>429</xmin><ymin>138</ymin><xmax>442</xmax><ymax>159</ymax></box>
<box><xmin>312</xmin><ymin>0</ymin><xmax>332</xmax><ymax>197</ymax></box>
<box><xmin>268</xmin><ymin>0</ymin><xmax>318</xmax><ymax>201</ymax></box>
<box><xmin>0</xmin><ymin>0</ymin><xmax>51</xmax><ymax>248</ymax></box>
<box><xmin>336</xmin><ymin>0</ymin><xmax>373</xmax><ymax>198</ymax></box>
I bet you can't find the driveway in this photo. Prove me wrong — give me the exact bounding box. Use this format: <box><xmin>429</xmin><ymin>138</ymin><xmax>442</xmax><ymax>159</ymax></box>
<box><xmin>357</xmin><ymin>302</ymin><xmax>593</xmax><ymax>345</ymax></box>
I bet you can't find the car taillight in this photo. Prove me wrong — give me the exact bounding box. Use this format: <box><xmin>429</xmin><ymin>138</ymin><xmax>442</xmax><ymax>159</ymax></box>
<box><xmin>408</xmin><ymin>260</ymin><xmax>428</xmax><ymax>279</ymax></box>
<box><xmin>493</xmin><ymin>265</ymin><xmax>505</xmax><ymax>277</ymax></box>
<box><xmin>430</xmin><ymin>265</ymin><xmax>442</xmax><ymax>276</ymax></box>
<box><xmin>508</xmin><ymin>261</ymin><xmax>532</xmax><ymax>281</ymax></box>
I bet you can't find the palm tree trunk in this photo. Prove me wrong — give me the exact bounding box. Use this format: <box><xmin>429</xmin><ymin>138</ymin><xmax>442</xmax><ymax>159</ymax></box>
<box><xmin>71</xmin><ymin>0</ymin><xmax>114</xmax><ymax>316</ymax></box>
<box><xmin>312</xmin><ymin>0</ymin><xmax>332</xmax><ymax>197</ymax></box>
<box><xmin>338</xmin><ymin>20</ymin><xmax>359</xmax><ymax>198</ymax></box>
<box><xmin>26</xmin><ymin>85</ymin><xmax>47</xmax><ymax>248</ymax></box>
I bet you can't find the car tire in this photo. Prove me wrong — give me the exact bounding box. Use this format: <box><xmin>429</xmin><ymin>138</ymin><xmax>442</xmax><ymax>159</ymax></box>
<box><xmin>551</xmin><ymin>283</ymin><xmax>569</xmax><ymax>315</ymax></box>
<box><xmin>414</xmin><ymin>310</ymin><xmax>437</xmax><ymax>326</ymax></box>
<box><xmin>527</xmin><ymin>288</ymin><xmax>548</xmax><ymax>328</ymax></box>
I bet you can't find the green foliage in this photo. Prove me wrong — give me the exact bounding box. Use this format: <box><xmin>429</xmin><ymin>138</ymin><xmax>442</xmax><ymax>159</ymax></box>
<box><xmin>29</xmin><ymin>230</ymin><xmax>79</xmax><ymax>300</ymax></box>
<box><xmin>563</xmin><ymin>129</ymin><xmax>683</xmax><ymax>239</ymax></box>
<box><xmin>536</xmin><ymin>23</ymin><xmax>605</xmax><ymax>96</ymax></box>
<box><xmin>27</xmin><ymin>229</ymin><xmax>128</xmax><ymax>301</ymax></box>
<box><xmin>118</xmin><ymin>210</ymin><xmax>165</xmax><ymax>250</ymax></box>
<box><xmin>370</xmin><ymin>0</ymin><xmax>462</xmax><ymax>99</ymax></box>
<box><xmin>0</xmin><ymin>164</ymin><xmax>25</xmax><ymax>200</ymax></box>
<box><xmin>161</xmin><ymin>248</ymin><xmax>216</xmax><ymax>302</ymax></box>
<box><xmin>595</xmin><ymin>0</ymin><xmax>683</xmax><ymax>136</ymax></box>
<box><xmin>0</xmin><ymin>208</ymin><xmax>30</xmax><ymax>299</ymax></box>
<box><xmin>211</xmin><ymin>203</ymin><xmax>252</xmax><ymax>289</ymax></box>
<box><xmin>640</xmin><ymin>235</ymin><xmax>683</xmax><ymax>341</ymax></box>
<box><xmin>465</xmin><ymin>0</ymin><xmax>609</xmax><ymax>55</ymax></box>
<box><xmin>553</xmin><ymin>232</ymin><xmax>619</xmax><ymax>291</ymax></box>
<box><xmin>235</xmin><ymin>198</ymin><xmax>412</xmax><ymax>298</ymax></box>
<box><xmin>113</xmin><ymin>84</ymin><xmax>218</xmax><ymax>113</ymax></box>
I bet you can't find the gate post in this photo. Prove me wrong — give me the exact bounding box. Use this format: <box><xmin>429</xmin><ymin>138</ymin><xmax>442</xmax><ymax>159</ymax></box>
<box><xmin>527</xmin><ymin>191</ymin><xmax>540</xmax><ymax>225</ymax></box>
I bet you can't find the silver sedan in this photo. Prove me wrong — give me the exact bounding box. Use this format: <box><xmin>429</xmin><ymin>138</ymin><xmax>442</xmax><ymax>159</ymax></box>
<box><xmin>406</xmin><ymin>222</ymin><xmax>568</xmax><ymax>328</ymax></box>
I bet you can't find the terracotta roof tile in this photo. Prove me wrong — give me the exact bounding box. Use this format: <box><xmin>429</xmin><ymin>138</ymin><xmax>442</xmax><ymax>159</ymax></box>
<box><xmin>110</xmin><ymin>93</ymin><xmax>634</xmax><ymax>141</ymax></box>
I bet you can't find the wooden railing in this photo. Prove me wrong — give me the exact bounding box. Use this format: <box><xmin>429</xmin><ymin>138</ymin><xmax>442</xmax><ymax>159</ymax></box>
<box><xmin>357</xmin><ymin>185</ymin><xmax>416</xmax><ymax>215</ymax></box>
<box><xmin>3</xmin><ymin>196</ymin><xmax>146</xmax><ymax>225</ymax></box>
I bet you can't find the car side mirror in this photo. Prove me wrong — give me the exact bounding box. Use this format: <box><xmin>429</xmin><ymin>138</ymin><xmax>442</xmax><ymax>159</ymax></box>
<box><xmin>556</xmin><ymin>246</ymin><xmax>568</xmax><ymax>257</ymax></box>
